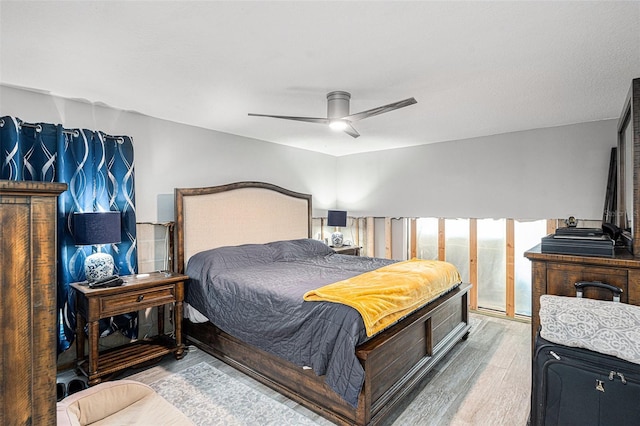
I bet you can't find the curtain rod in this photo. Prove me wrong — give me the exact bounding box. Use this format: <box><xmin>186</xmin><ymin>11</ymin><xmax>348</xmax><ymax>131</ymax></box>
<box><xmin>1</xmin><ymin>120</ymin><xmax>78</xmax><ymax>136</ymax></box>
<box><xmin>0</xmin><ymin>119</ymin><xmax>125</xmax><ymax>142</ymax></box>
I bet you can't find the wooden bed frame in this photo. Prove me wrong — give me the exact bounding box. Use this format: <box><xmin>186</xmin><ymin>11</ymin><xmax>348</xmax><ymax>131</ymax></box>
<box><xmin>174</xmin><ymin>181</ymin><xmax>471</xmax><ymax>426</ymax></box>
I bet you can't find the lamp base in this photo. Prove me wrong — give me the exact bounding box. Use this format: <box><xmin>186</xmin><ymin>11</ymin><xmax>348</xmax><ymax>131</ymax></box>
<box><xmin>85</xmin><ymin>252</ymin><xmax>115</xmax><ymax>282</ymax></box>
<box><xmin>331</xmin><ymin>231</ymin><xmax>344</xmax><ymax>248</ymax></box>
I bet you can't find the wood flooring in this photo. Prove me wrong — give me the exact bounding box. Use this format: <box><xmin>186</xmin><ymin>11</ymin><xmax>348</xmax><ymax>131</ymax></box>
<box><xmin>121</xmin><ymin>313</ymin><xmax>531</xmax><ymax>425</ymax></box>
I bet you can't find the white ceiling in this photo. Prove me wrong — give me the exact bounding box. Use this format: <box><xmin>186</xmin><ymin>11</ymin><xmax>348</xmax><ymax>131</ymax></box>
<box><xmin>1</xmin><ymin>1</ymin><xmax>639</xmax><ymax>156</ymax></box>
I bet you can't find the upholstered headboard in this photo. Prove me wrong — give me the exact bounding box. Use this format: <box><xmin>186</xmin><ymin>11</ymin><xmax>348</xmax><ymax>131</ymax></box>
<box><xmin>174</xmin><ymin>181</ymin><xmax>312</xmax><ymax>273</ymax></box>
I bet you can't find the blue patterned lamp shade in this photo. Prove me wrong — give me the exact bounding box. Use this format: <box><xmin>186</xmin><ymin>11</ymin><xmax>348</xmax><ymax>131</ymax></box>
<box><xmin>327</xmin><ymin>210</ymin><xmax>347</xmax><ymax>248</ymax></box>
<box><xmin>73</xmin><ymin>212</ymin><xmax>121</xmax><ymax>281</ymax></box>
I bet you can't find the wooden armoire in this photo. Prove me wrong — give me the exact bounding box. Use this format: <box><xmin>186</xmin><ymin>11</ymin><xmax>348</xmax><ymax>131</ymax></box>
<box><xmin>1</xmin><ymin>180</ymin><xmax>67</xmax><ymax>426</ymax></box>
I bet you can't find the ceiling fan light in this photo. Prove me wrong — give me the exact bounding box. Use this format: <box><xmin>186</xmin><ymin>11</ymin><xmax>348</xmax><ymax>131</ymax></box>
<box><xmin>329</xmin><ymin>120</ymin><xmax>348</xmax><ymax>131</ymax></box>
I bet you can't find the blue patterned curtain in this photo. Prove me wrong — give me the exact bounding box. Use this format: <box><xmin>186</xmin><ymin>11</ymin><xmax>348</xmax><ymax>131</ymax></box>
<box><xmin>0</xmin><ymin>116</ymin><xmax>138</xmax><ymax>354</ymax></box>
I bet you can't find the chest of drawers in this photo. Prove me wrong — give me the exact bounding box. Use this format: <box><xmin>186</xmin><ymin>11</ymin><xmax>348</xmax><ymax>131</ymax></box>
<box><xmin>525</xmin><ymin>245</ymin><xmax>640</xmax><ymax>345</ymax></box>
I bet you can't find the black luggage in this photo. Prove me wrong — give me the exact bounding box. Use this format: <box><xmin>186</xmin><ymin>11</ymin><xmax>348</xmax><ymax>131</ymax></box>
<box><xmin>532</xmin><ymin>334</ymin><xmax>640</xmax><ymax>425</ymax></box>
<box><xmin>531</xmin><ymin>282</ymin><xmax>640</xmax><ymax>426</ymax></box>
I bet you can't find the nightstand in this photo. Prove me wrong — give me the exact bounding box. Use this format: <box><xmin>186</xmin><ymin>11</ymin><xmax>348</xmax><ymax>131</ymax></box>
<box><xmin>71</xmin><ymin>271</ymin><xmax>187</xmax><ymax>385</ymax></box>
<box><xmin>332</xmin><ymin>245</ymin><xmax>361</xmax><ymax>256</ymax></box>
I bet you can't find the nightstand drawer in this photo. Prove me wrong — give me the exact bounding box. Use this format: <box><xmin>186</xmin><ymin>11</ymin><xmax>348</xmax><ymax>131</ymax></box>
<box><xmin>546</xmin><ymin>263</ymin><xmax>629</xmax><ymax>302</ymax></box>
<box><xmin>100</xmin><ymin>285</ymin><xmax>176</xmax><ymax>316</ymax></box>
<box><xmin>332</xmin><ymin>246</ymin><xmax>361</xmax><ymax>256</ymax></box>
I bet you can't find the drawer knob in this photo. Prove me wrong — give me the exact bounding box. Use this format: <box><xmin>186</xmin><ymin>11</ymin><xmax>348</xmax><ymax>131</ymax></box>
<box><xmin>137</xmin><ymin>295</ymin><xmax>144</xmax><ymax>302</ymax></box>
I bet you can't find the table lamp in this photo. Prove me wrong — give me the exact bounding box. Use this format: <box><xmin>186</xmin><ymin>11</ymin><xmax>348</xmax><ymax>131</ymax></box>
<box><xmin>327</xmin><ymin>210</ymin><xmax>347</xmax><ymax>248</ymax></box>
<box><xmin>73</xmin><ymin>211</ymin><xmax>121</xmax><ymax>282</ymax></box>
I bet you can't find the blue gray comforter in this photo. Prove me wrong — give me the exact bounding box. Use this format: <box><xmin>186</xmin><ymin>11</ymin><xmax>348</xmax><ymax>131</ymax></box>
<box><xmin>185</xmin><ymin>238</ymin><xmax>394</xmax><ymax>407</ymax></box>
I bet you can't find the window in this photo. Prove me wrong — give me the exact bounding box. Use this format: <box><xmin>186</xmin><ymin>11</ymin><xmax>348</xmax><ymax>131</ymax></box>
<box><xmin>477</xmin><ymin>219</ymin><xmax>507</xmax><ymax>312</ymax></box>
<box><xmin>514</xmin><ymin>220</ymin><xmax>547</xmax><ymax>316</ymax></box>
<box><xmin>444</xmin><ymin>218</ymin><xmax>470</xmax><ymax>284</ymax></box>
<box><xmin>416</xmin><ymin>218</ymin><xmax>438</xmax><ymax>260</ymax></box>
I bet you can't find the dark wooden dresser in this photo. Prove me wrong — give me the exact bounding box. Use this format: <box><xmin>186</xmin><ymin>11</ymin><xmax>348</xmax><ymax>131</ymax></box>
<box><xmin>524</xmin><ymin>245</ymin><xmax>640</xmax><ymax>345</ymax></box>
<box><xmin>0</xmin><ymin>180</ymin><xmax>67</xmax><ymax>426</ymax></box>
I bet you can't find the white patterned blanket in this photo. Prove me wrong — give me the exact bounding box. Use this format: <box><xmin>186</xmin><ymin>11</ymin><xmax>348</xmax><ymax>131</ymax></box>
<box><xmin>540</xmin><ymin>295</ymin><xmax>640</xmax><ymax>365</ymax></box>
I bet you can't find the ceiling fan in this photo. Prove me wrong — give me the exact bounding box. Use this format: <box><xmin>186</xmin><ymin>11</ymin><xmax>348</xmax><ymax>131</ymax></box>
<box><xmin>248</xmin><ymin>91</ymin><xmax>417</xmax><ymax>138</ymax></box>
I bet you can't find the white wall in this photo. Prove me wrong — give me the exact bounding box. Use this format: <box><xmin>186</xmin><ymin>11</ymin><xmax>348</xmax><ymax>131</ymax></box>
<box><xmin>2</xmin><ymin>85</ymin><xmax>617</xmax><ymax>222</ymax></box>
<box><xmin>0</xmin><ymin>85</ymin><xmax>337</xmax><ymax>222</ymax></box>
<box><xmin>337</xmin><ymin>120</ymin><xmax>617</xmax><ymax>220</ymax></box>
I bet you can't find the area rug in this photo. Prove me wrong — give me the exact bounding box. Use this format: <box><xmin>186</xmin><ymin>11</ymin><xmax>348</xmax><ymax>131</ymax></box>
<box><xmin>149</xmin><ymin>362</ymin><xmax>320</xmax><ymax>426</ymax></box>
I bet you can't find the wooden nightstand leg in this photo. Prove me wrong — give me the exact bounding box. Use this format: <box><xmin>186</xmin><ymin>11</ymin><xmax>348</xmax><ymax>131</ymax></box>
<box><xmin>75</xmin><ymin>313</ymin><xmax>85</xmax><ymax>368</ymax></box>
<box><xmin>87</xmin><ymin>320</ymin><xmax>101</xmax><ymax>386</ymax></box>
<box><xmin>174</xmin><ymin>300</ymin><xmax>184</xmax><ymax>359</ymax></box>
<box><xmin>157</xmin><ymin>304</ymin><xmax>165</xmax><ymax>336</ymax></box>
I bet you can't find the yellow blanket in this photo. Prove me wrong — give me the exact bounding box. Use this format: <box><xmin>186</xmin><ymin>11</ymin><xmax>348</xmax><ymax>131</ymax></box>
<box><xmin>303</xmin><ymin>258</ymin><xmax>462</xmax><ymax>337</ymax></box>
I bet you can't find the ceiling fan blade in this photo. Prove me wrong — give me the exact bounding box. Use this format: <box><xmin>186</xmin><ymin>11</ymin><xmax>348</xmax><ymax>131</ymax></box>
<box><xmin>248</xmin><ymin>113</ymin><xmax>328</xmax><ymax>124</ymax></box>
<box><xmin>345</xmin><ymin>97</ymin><xmax>417</xmax><ymax>122</ymax></box>
<box><xmin>343</xmin><ymin>123</ymin><xmax>360</xmax><ymax>138</ymax></box>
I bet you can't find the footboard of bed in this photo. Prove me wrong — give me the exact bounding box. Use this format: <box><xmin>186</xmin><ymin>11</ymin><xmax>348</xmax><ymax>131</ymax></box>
<box><xmin>185</xmin><ymin>282</ymin><xmax>471</xmax><ymax>426</ymax></box>
<box><xmin>357</xmin><ymin>282</ymin><xmax>472</xmax><ymax>424</ymax></box>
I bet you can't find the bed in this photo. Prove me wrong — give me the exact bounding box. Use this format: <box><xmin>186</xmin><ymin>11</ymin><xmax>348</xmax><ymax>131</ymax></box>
<box><xmin>174</xmin><ymin>181</ymin><xmax>472</xmax><ymax>426</ymax></box>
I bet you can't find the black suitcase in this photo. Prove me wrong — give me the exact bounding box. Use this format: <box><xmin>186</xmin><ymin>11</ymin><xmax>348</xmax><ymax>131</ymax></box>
<box><xmin>531</xmin><ymin>282</ymin><xmax>640</xmax><ymax>426</ymax></box>
<box><xmin>532</xmin><ymin>334</ymin><xmax>640</xmax><ymax>425</ymax></box>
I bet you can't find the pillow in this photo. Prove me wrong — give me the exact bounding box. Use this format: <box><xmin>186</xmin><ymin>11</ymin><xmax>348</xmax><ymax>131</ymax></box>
<box><xmin>188</xmin><ymin>243</ymin><xmax>275</xmax><ymax>275</ymax></box>
<box><xmin>268</xmin><ymin>238</ymin><xmax>333</xmax><ymax>261</ymax></box>
<box><xmin>540</xmin><ymin>295</ymin><xmax>640</xmax><ymax>365</ymax></box>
